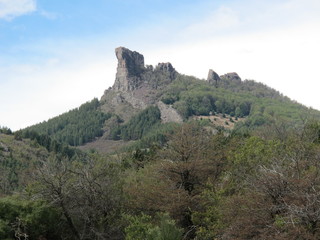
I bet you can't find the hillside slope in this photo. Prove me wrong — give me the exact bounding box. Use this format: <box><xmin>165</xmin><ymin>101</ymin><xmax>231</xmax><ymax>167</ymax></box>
<box><xmin>3</xmin><ymin>48</ymin><xmax>320</xmax><ymax>240</ymax></box>
<box><xmin>0</xmin><ymin>133</ymin><xmax>49</xmax><ymax>195</ymax></box>
<box><xmin>24</xmin><ymin>47</ymin><xmax>320</xmax><ymax>152</ymax></box>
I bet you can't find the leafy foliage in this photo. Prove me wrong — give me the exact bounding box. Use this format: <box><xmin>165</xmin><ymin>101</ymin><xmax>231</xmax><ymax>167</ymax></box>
<box><xmin>0</xmin><ymin>196</ymin><xmax>63</xmax><ymax>240</ymax></box>
<box><xmin>125</xmin><ymin>213</ymin><xmax>183</xmax><ymax>240</ymax></box>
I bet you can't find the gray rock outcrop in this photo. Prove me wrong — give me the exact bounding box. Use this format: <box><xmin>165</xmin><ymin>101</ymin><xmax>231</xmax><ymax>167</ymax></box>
<box><xmin>155</xmin><ymin>62</ymin><xmax>177</xmax><ymax>80</ymax></box>
<box><xmin>207</xmin><ymin>69</ymin><xmax>221</xmax><ymax>86</ymax></box>
<box><xmin>102</xmin><ymin>47</ymin><xmax>181</xmax><ymax>122</ymax></box>
<box><xmin>113</xmin><ymin>47</ymin><xmax>146</xmax><ymax>92</ymax></box>
<box><xmin>112</xmin><ymin>47</ymin><xmax>178</xmax><ymax>92</ymax></box>
<box><xmin>220</xmin><ymin>72</ymin><xmax>241</xmax><ymax>82</ymax></box>
<box><xmin>157</xmin><ymin>101</ymin><xmax>183</xmax><ymax>123</ymax></box>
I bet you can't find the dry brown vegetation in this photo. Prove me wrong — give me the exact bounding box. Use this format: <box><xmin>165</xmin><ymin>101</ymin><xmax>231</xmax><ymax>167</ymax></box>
<box><xmin>192</xmin><ymin>113</ymin><xmax>246</xmax><ymax>129</ymax></box>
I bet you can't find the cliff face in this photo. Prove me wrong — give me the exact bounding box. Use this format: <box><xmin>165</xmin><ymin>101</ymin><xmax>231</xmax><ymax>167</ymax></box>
<box><xmin>100</xmin><ymin>47</ymin><xmax>181</xmax><ymax>123</ymax></box>
<box><xmin>207</xmin><ymin>69</ymin><xmax>221</xmax><ymax>87</ymax></box>
<box><xmin>112</xmin><ymin>47</ymin><xmax>177</xmax><ymax>92</ymax></box>
<box><xmin>113</xmin><ymin>47</ymin><xmax>145</xmax><ymax>92</ymax></box>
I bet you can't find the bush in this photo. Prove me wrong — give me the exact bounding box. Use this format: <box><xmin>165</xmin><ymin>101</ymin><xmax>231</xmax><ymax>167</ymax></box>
<box><xmin>125</xmin><ymin>213</ymin><xmax>183</xmax><ymax>240</ymax></box>
<box><xmin>0</xmin><ymin>196</ymin><xmax>63</xmax><ymax>240</ymax></box>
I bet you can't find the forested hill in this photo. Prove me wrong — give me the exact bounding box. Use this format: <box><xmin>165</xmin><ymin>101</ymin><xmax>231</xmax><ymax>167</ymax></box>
<box><xmin>159</xmin><ymin>73</ymin><xmax>315</xmax><ymax>125</ymax></box>
<box><xmin>23</xmin><ymin>47</ymin><xmax>320</xmax><ymax>150</ymax></box>
<box><xmin>3</xmin><ymin>47</ymin><xmax>320</xmax><ymax>240</ymax></box>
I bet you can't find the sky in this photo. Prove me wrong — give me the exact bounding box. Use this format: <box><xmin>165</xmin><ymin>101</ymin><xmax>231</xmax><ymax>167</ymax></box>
<box><xmin>1</xmin><ymin>0</ymin><xmax>320</xmax><ymax>130</ymax></box>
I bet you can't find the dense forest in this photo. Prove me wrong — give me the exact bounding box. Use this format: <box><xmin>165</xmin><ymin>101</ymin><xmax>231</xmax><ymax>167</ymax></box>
<box><xmin>2</xmin><ymin>118</ymin><xmax>320</xmax><ymax>239</ymax></box>
<box><xmin>110</xmin><ymin>106</ymin><xmax>161</xmax><ymax>141</ymax></box>
<box><xmin>24</xmin><ymin>99</ymin><xmax>112</xmax><ymax>146</ymax></box>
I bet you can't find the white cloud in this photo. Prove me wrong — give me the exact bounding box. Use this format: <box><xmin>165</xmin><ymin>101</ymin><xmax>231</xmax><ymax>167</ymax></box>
<box><xmin>0</xmin><ymin>0</ymin><xmax>36</xmax><ymax>20</ymax></box>
<box><xmin>39</xmin><ymin>9</ymin><xmax>57</xmax><ymax>20</ymax></box>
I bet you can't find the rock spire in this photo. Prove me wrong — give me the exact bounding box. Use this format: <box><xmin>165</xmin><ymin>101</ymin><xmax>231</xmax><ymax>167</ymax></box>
<box><xmin>207</xmin><ymin>69</ymin><xmax>221</xmax><ymax>86</ymax></box>
<box><xmin>113</xmin><ymin>47</ymin><xmax>146</xmax><ymax>91</ymax></box>
<box><xmin>112</xmin><ymin>47</ymin><xmax>177</xmax><ymax>92</ymax></box>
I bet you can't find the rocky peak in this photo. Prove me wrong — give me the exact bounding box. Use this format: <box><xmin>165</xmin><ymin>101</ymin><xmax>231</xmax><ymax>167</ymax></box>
<box><xmin>207</xmin><ymin>69</ymin><xmax>221</xmax><ymax>86</ymax></box>
<box><xmin>156</xmin><ymin>62</ymin><xmax>174</xmax><ymax>72</ymax></box>
<box><xmin>113</xmin><ymin>47</ymin><xmax>146</xmax><ymax>92</ymax></box>
<box><xmin>112</xmin><ymin>47</ymin><xmax>178</xmax><ymax>92</ymax></box>
<box><xmin>102</xmin><ymin>47</ymin><xmax>181</xmax><ymax>124</ymax></box>
<box><xmin>220</xmin><ymin>72</ymin><xmax>241</xmax><ymax>82</ymax></box>
<box><xmin>155</xmin><ymin>62</ymin><xmax>177</xmax><ymax>81</ymax></box>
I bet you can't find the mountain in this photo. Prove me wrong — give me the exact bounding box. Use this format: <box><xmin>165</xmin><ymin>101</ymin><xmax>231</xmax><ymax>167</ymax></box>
<box><xmin>23</xmin><ymin>47</ymin><xmax>320</xmax><ymax>153</ymax></box>
<box><xmin>3</xmin><ymin>47</ymin><xmax>320</xmax><ymax>240</ymax></box>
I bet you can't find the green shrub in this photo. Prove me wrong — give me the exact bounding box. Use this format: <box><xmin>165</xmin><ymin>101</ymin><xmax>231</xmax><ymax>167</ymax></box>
<box><xmin>0</xmin><ymin>196</ymin><xmax>63</xmax><ymax>240</ymax></box>
<box><xmin>125</xmin><ymin>213</ymin><xmax>183</xmax><ymax>240</ymax></box>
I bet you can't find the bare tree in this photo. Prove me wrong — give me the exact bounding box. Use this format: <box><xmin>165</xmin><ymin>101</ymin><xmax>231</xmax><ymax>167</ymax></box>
<box><xmin>33</xmin><ymin>155</ymin><xmax>124</xmax><ymax>240</ymax></box>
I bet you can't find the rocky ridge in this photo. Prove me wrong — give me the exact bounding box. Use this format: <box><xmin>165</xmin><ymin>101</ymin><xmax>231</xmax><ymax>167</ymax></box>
<box><xmin>207</xmin><ymin>69</ymin><xmax>221</xmax><ymax>87</ymax></box>
<box><xmin>100</xmin><ymin>47</ymin><xmax>181</xmax><ymax>122</ymax></box>
<box><xmin>220</xmin><ymin>72</ymin><xmax>241</xmax><ymax>82</ymax></box>
<box><xmin>101</xmin><ymin>47</ymin><xmax>243</xmax><ymax>123</ymax></box>
<box><xmin>207</xmin><ymin>69</ymin><xmax>242</xmax><ymax>86</ymax></box>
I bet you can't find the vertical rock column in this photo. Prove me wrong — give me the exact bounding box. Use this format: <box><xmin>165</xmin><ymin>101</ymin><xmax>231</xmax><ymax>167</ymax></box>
<box><xmin>113</xmin><ymin>47</ymin><xmax>145</xmax><ymax>92</ymax></box>
<box><xmin>207</xmin><ymin>69</ymin><xmax>221</xmax><ymax>87</ymax></box>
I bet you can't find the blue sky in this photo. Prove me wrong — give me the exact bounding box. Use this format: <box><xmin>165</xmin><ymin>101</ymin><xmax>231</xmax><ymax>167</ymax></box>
<box><xmin>1</xmin><ymin>0</ymin><xmax>320</xmax><ymax>130</ymax></box>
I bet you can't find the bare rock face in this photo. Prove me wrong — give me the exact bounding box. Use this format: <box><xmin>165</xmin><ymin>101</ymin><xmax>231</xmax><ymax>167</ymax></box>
<box><xmin>207</xmin><ymin>69</ymin><xmax>221</xmax><ymax>86</ymax></box>
<box><xmin>113</xmin><ymin>47</ymin><xmax>146</xmax><ymax>91</ymax></box>
<box><xmin>112</xmin><ymin>47</ymin><xmax>178</xmax><ymax>92</ymax></box>
<box><xmin>220</xmin><ymin>72</ymin><xmax>241</xmax><ymax>82</ymax></box>
<box><xmin>102</xmin><ymin>47</ymin><xmax>182</xmax><ymax>123</ymax></box>
<box><xmin>157</xmin><ymin>101</ymin><xmax>183</xmax><ymax>123</ymax></box>
<box><xmin>155</xmin><ymin>62</ymin><xmax>177</xmax><ymax>80</ymax></box>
